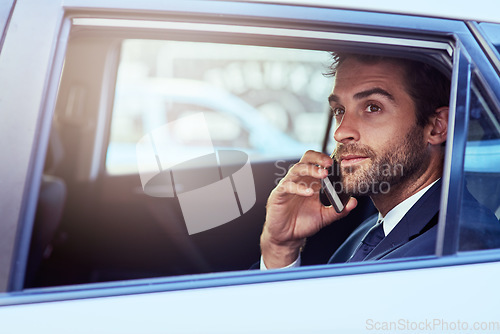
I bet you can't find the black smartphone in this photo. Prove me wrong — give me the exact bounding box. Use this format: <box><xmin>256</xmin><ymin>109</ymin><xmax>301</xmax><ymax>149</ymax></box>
<box><xmin>321</xmin><ymin>157</ymin><xmax>351</xmax><ymax>213</ymax></box>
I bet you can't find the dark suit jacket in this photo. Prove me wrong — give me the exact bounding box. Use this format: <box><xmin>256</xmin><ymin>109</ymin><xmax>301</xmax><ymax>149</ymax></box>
<box><xmin>328</xmin><ymin>179</ymin><xmax>500</xmax><ymax>264</ymax></box>
<box><xmin>252</xmin><ymin>180</ymin><xmax>500</xmax><ymax>269</ymax></box>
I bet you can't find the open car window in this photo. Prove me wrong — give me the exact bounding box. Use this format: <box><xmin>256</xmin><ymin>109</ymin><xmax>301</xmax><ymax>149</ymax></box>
<box><xmin>28</xmin><ymin>17</ymin><xmax>456</xmax><ymax>288</ymax></box>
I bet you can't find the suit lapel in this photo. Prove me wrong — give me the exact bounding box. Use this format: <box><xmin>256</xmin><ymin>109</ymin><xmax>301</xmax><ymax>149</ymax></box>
<box><xmin>364</xmin><ymin>179</ymin><xmax>442</xmax><ymax>261</ymax></box>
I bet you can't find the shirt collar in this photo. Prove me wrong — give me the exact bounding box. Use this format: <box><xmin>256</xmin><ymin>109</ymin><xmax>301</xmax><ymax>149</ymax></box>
<box><xmin>378</xmin><ymin>179</ymin><xmax>440</xmax><ymax>236</ymax></box>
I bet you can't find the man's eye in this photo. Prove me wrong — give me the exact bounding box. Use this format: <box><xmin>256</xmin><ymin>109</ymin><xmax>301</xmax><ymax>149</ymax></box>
<box><xmin>331</xmin><ymin>107</ymin><xmax>345</xmax><ymax>116</ymax></box>
<box><xmin>365</xmin><ymin>104</ymin><xmax>381</xmax><ymax>113</ymax></box>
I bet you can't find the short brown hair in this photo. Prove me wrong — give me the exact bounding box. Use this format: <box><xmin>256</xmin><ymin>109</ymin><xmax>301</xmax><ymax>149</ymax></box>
<box><xmin>326</xmin><ymin>53</ymin><xmax>450</xmax><ymax>127</ymax></box>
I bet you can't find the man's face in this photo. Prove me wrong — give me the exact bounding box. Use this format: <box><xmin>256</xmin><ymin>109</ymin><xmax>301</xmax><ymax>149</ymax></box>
<box><xmin>329</xmin><ymin>58</ymin><xmax>430</xmax><ymax>196</ymax></box>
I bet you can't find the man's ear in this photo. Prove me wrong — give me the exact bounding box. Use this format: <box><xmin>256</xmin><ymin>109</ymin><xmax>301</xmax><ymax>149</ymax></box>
<box><xmin>427</xmin><ymin>106</ymin><xmax>449</xmax><ymax>145</ymax></box>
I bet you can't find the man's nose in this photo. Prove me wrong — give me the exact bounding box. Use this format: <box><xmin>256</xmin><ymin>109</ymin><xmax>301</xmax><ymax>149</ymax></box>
<box><xmin>333</xmin><ymin>111</ymin><xmax>360</xmax><ymax>144</ymax></box>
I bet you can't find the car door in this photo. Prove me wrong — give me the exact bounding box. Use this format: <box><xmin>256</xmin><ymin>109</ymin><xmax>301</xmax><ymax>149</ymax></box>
<box><xmin>1</xmin><ymin>1</ymin><xmax>500</xmax><ymax>333</ymax></box>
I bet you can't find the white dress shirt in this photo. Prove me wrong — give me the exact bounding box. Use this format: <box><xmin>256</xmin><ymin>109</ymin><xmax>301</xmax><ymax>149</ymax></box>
<box><xmin>378</xmin><ymin>179</ymin><xmax>438</xmax><ymax>236</ymax></box>
<box><xmin>260</xmin><ymin>179</ymin><xmax>439</xmax><ymax>270</ymax></box>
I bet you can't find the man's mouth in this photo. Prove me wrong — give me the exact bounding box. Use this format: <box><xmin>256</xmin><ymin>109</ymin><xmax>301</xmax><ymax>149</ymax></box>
<box><xmin>340</xmin><ymin>154</ymin><xmax>369</xmax><ymax>167</ymax></box>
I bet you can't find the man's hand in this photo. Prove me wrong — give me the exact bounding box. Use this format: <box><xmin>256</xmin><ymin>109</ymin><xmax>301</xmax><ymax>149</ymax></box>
<box><xmin>260</xmin><ymin>150</ymin><xmax>357</xmax><ymax>268</ymax></box>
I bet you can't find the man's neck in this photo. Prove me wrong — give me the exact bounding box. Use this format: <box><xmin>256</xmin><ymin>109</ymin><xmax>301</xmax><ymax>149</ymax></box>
<box><xmin>370</xmin><ymin>173</ymin><xmax>442</xmax><ymax>217</ymax></box>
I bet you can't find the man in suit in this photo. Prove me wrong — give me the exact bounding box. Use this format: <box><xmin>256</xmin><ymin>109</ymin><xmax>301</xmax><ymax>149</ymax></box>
<box><xmin>259</xmin><ymin>53</ymin><xmax>485</xmax><ymax>269</ymax></box>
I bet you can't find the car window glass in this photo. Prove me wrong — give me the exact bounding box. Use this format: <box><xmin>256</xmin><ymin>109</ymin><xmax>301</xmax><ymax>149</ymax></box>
<box><xmin>460</xmin><ymin>74</ymin><xmax>500</xmax><ymax>251</ymax></box>
<box><xmin>107</xmin><ymin>40</ymin><xmax>334</xmax><ymax>174</ymax></box>
<box><xmin>479</xmin><ymin>22</ymin><xmax>500</xmax><ymax>59</ymax></box>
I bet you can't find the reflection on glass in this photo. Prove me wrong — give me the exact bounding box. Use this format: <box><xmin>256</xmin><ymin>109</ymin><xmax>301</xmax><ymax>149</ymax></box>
<box><xmin>460</xmin><ymin>75</ymin><xmax>500</xmax><ymax>251</ymax></box>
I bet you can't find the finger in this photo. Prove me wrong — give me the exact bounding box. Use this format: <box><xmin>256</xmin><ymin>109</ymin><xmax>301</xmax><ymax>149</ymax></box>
<box><xmin>344</xmin><ymin>197</ymin><xmax>358</xmax><ymax>212</ymax></box>
<box><xmin>298</xmin><ymin>150</ymin><xmax>333</xmax><ymax>168</ymax></box>
<box><xmin>286</xmin><ymin>162</ymin><xmax>329</xmax><ymax>182</ymax></box>
<box><xmin>277</xmin><ymin>173</ymin><xmax>324</xmax><ymax>195</ymax></box>
<box><xmin>275</xmin><ymin>179</ymin><xmax>316</xmax><ymax>197</ymax></box>
<box><xmin>308</xmin><ymin>179</ymin><xmax>324</xmax><ymax>193</ymax></box>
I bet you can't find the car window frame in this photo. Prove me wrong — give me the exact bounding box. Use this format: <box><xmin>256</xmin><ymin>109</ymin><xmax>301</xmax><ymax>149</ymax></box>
<box><xmin>436</xmin><ymin>41</ymin><xmax>472</xmax><ymax>256</ymax></box>
<box><xmin>4</xmin><ymin>0</ymin><xmax>500</xmax><ymax>302</ymax></box>
<box><xmin>0</xmin><ymin>0</ymin><xmax>68</xmax><ymax>293</ymax></box>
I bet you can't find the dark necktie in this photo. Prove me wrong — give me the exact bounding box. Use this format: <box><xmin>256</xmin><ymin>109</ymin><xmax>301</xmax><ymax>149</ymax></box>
<box><xmin>348</xmin><ymin>220</ymin><xmax>385</xmax><ymax>262</ymax></box>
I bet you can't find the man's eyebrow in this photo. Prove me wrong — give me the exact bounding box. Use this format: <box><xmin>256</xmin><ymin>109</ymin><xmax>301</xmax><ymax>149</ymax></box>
<box><xmin>328</xmin><ymin>88</ymin><xmax>396</xmax><ymax>104</ymax></box>
<box><xmin>354</xmin><ymin>87</ymin><xmax>395</xmax><ymax>101</ymax></box>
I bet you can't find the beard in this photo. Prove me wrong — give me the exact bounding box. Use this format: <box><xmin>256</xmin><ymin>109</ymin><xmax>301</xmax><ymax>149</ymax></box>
<box><xmin>335</xmin><ymin>125</ymin><xmax>429</xmax><ymax>196</ymax></box>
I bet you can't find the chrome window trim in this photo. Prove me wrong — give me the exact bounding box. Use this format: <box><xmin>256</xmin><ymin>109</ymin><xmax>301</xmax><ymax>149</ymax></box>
<box><xmin>72</xmin><ymin>18</ymin><xmax>453</xmax><ymax>55</ymax></box>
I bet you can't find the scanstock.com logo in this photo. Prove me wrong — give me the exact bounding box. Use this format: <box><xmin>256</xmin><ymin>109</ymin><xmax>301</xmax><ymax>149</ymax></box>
<box><xmin>136</xmin><ymin>113</ymin><xmax>256</xmax><ymax>234</ymax></box>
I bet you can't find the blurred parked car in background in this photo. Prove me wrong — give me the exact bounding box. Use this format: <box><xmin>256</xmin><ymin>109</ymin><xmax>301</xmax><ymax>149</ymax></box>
<box><xmin>107</xmin><ymin>78</ymin><xmax>314</xmax><ymax>174</ymax></box>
